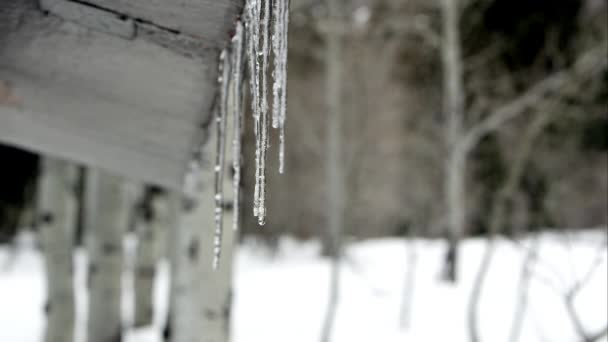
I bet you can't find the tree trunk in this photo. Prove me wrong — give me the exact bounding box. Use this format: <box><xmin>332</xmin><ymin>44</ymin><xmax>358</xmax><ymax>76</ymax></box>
<box><xmin>169</xmin><ymin>190</ymin><xmax>204</xmax><ymax>342</ymax></box>
<box><xmin>508</xmin><ymin>237</ymin><xmax>539</xmax><ymax>342</ymax></box>
<box><xmin>87</xmin><ymin>170</ymin><xmax>128</xmax><ymax>342</ymax></box>
<box><xmin>443</xmin><ymin>150</ymin><xmax>466</xmax><ymax>282</ymax></box>
<box><xmin>133</xmin><ymin>187</ymin><xmax>168</xmax><ymax>328</ymax></box>
<box><xmin>193</xmin><ymin>171</ymin><xmax>236</xmax><ymax>342</ymax></box>
<box><xmin>441</xmin><ymin>0</ymin><xmax>466</xmax><ymax>283</ymax></box>
<box><xmin>38</xmin><ymin>157</ymin><xmax>77</xmax><ymax>342</ymax></box>
<box><xmin>197</xmin><ymin>82</ymin><xmax>238</xmax><ymax>342</ymax></box>
<box><xmin>399</xmin><ymin>227</ymin><xmax>418</xmax><ymax>329</ymax></box>
<box><xmin>163</xmin><ymin>194</ymin><xmax>180</xmax><ymax>342</ymax></box>
<box><xmin>321</xmin><ymin>1</ymin><xmax>344</xmax><ymax>341</ymax></box>
<box><xmin>468</xmin><ymin>111</ymin><xmax>553</xmax><ymax>342</ymax></box>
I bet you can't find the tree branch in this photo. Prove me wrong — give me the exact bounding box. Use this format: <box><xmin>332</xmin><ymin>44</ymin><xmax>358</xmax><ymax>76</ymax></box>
<box><xmin>459</xmin><ymin>44</ymin><xmax>607</xmax><ymax>154</ymax></box>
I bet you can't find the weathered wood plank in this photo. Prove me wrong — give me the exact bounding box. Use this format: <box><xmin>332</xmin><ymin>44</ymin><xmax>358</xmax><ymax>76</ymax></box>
<box><xmin>40</xmin><ymin>0</ymin><xmax>136</xmax><ymax>39</ymax></box>
<box><xmin>0</xmin><ymin>6</ymin><xmax>219</xmax><ymax>190</ymax></box>
<box><xmin>82</xmin><ymin>0</ymin><xmax>243</xmax><ymax>46</ymax></box>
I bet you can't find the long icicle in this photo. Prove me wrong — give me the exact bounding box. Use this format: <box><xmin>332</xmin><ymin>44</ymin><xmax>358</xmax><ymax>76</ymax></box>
<box><xmin>243</xmin><ymin>0</ymin><xmax>291</xmax><ymax>225</ymax></box>
<box><xmin>278</xmin><ymin>0</ymin><xmax>290</xmax><ymax>174</ymax></box>
<box><xmin>248</xmin><ymin>0</ymin><xmax>262</xmax><ymax>219</ymax></box>
<box><xmin>213</xmin><ymin>50</ymin><xmax>232</xmax><ymax>270</ymax></box>
<box><xmin>232</xmin><ymin>22</ymin><xmax>245</xmax><ymax>231</ymax></box>
<box><xmin>256</xmin><ymin>0</ymin><xmax>272</xmax><ymax>225</ymax></box>
<box><xmin>271</xmin><ymin>0</ymin><xmax>283</xmax><ymax>129</ymax></box>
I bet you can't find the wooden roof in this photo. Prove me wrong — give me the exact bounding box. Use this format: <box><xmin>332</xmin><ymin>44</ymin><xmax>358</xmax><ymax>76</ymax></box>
<box><xmin>0</xmin><ymin>0</ymin><xmax>243</xmax><ymax>190</ymax></box>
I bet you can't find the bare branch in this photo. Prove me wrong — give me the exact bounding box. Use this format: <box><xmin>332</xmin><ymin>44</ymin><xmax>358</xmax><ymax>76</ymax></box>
<box><xmin>588</xmin><ymin>326</ymin><xmax>608</xmax><ymax>342</ymax></box>
<box><xmin>459</xmin><ymin>44</ymin><xmax>608</xmax><ymax>154</ymax></box>
<box><xmin>468</xmin><ymin>108</ymin><xmax>558</xmax><ymax>342</ymax></box>
<box><xmin>569</xmin><ymin>236</ymin><xmax>608</xmax><ymax>298</ymax></box>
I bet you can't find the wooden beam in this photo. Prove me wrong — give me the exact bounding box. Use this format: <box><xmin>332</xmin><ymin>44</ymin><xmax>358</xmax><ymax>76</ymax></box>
<box><xmin>0</xmin><ymin>5</ymin><xmax>220</xmax><ymax>190</ymax></box>
<box><xmin>79</xmin><ymin>0</ymin><xmax>243</xmax><ymax>47</ymax></box>
<box><xmin>40</xmin><ymin>0</ymin><xmax>136</xmax><ymax>39</ymax></box>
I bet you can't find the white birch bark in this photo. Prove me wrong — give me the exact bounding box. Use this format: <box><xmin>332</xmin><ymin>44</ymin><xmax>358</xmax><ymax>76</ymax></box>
<box><xmin>169</xmin><ymin>192</ymin><xmax>203</xmax><ymax>342</ymax></box>
<box><xmin>38</xmin><ymin>157</ymin><xmax>78</xmax><ymax>342</ymax></box>
<box><xmin>87</xmin><ymin>170</ymin><xmax>128</xmax><ymax>342</ymax></box>
<box><xmin>169</xmin><ymin>89</ymin><xmax>238</xmax><ymax>342</ymax></box>
<box><xmin>133</xmin><ymin>187</ymin><xmax>168</xmax><ymax>328</ymax></box>
<box><xmin>163</xmin><ymin>195</ymin><xmax>180</xmax><ymax>342</ymax></box>
<box><xmin>199</xmin><ymin>90</ymin><xmax>238</xmax><ymax>342</ymax></box>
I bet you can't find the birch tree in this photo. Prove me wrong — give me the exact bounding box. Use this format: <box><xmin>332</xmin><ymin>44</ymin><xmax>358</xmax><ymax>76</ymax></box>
<box><xmin>87</xmin><ymin>170</ymin><xmax>129</xmax><ymax>342</ymax></box>
<box><xmin>198</xmin><ymin>94</ymin><xmax>238</xmax><ymax>342</ymax></box>
<box><xmin>169</xmin><ymin>141</ymin><xmax>237</xmax><ymax>342</ymax></box>
<box><xmin>38</xmin><ymin>157</ymin><xmax>78</xmax><ymax>342</ymax></box>
<box><xmin>169</xmin><ymin>107</ymin><xmax>236</xmax><ymax>342</ymax></box>
<box><xmin>133</xmin><ymin>186</ymin><xmax>169</xmax><ymax>328</ymax></box>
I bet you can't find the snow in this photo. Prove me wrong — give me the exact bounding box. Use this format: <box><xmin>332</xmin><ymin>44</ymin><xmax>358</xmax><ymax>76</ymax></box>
<box><xmin>0</xmin><ymin>230</ymin><xmax>606</xmax><ymax>342</ymax></box>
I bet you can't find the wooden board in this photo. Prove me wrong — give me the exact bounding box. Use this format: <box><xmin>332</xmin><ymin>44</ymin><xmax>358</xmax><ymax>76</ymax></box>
<box><xmin>80</xmin><ymin>0</ymin><xmax>242</xmax><ymax>46</ymax></box>
<box><xmin>0</xmin><ymin>1</ymin><xmax>233</xmax><ymax>190</ymax></box>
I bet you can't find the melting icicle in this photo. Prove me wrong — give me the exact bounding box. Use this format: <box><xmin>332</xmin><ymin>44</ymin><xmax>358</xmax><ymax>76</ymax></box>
<box><xmin>271</xmin><ymin>0</ymin><xmax>283</xmax><ymax>130</ymax></box>
<box><xmin>270</xmin><ymin>0</ymin><xmax>289</xmax><ymax>174</ymax></box>
<box><xmin>255</xmin><ymin>0</ymin><xmax>272</xmax><ymax>226</ymax></box>
<box><xmin>244</xmin><ymin>0</ymin><xmax>291</xmax><ymax>225</ymax></box>
<box><xmin>232</xmin><ymin>22</ymin><xmax>245</xmax><ymax>231</ymax></box>
<box><xmin>213</xmin><ymin>50</ymin><xmax>232</xmax><ymax>270</ymax></box>
<box><xmin>247</xmin><ymin>0</ymin><xmax>262</xmax><ymax>219</ymax></box>
<box><xmin>278</xmin><ymin>0</ymin><xmax>290</xmax><ymax>174</ymax></box>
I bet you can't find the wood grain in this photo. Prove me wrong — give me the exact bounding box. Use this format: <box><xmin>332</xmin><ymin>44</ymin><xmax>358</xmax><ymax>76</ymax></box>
<box><xmin>0</xmin><ymin>4</ymin><xmax>220</xmax><ymax>189</ymax></box>
<box><xmin>82</xmin><ymin>0</ymin><xmax>243</xmax><ymax>47</ymax></box>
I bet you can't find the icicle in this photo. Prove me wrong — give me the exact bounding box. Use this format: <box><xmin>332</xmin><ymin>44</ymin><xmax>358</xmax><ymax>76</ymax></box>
<box><xmin>247</xmin><ymin>0</ymin><xmax>262</xmax><ymax>219</ymax></box>
<box><xmin>254</xmin><ymin>0</ymin><xmax>272</xmax><ymax>226</ymax></box>
<box><xmin>232</xmin><ymin>22</ymin><xmax>245</xmax><ymax>231</ymax></box>
<box><xmin>213</xmin><ymin>50</ymin><xmax>232</xmax><ymax>270</ymax></box>
<box><xmin>271</xmin><ymin>0</ymin><xmax>283</xmax><ymax>129</ymax></box>
<box><xmin>270</xmin><ymin>0</ymin><xmax>289</xmax><ymax>174</ymax></box>
<box><xmin>244</xmin><ymin>0</ymin><xmax>291</xmax><ymax>224</ymax></box>
<box><xmin>278</xmin><ymin>0</ymin><xmax>290</xmax><ymax>174</ymax></box>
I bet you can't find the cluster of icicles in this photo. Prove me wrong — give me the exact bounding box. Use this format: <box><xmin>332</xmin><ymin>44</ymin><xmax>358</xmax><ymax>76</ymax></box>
<box><xmin>212</xmin><ymin>0</ymin><xmax>290</xmax><ymax>269</ymax></box>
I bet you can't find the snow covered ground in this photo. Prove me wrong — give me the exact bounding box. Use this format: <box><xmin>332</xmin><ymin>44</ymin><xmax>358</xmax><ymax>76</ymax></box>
<box><xmin>0</xmin><ymin>230</ymin><xmax>606</xmax><ymax>342</ymax></box>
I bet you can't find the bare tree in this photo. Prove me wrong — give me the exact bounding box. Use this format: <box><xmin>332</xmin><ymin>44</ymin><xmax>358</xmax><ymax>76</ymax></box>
<box><xmin>87</xmin><ymin>170</ymin><xmax>129</xmax><ymax>342</ymax></box>
<box><xmin>508</xmin><ymin>236</ymin><xmax>540</xmax><ymax>342</ymax></box>
<box><xmin>440</xmin><ymin>0</ymin><xmax>466</xmax><ymax>282</ymax></box>
<box><xmin>467</xmin><ymin>54</ymin><xmax>608</xmax><ymax>340</ymax></box>
<box><xmin>564</xmin><ymin>236</ymin><xmax>608</xmax><ymax>342</ymax></box>
<box><xmin>399</xmin><ymin>225</ymin><xmax>418</xmax><ymax>329</ymax></box>
<box><xmin>38</xmin><ymin>157</ymin><xmax>77</xmax><ymax>342</ymax></box>
<box><xmin>468</xmin><ymin>108</ymin><xmax>554</xmax><ymax>342</ymax></box>
<box><xmin>439</xmin><ymin>0</ymin><xmax>607</xmax><ymax>282</ymax></box>
<box><xmin>320</xmin><ymin>0</ymin><xmax>345</xmax><ymax>340</ymax></box>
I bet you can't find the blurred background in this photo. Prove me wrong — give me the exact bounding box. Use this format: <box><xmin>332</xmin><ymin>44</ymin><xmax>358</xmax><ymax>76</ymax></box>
<box><xmin>1</xmin><ymin>0</ymin><xmax>607</xmax><ymax>341</ymax></box>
